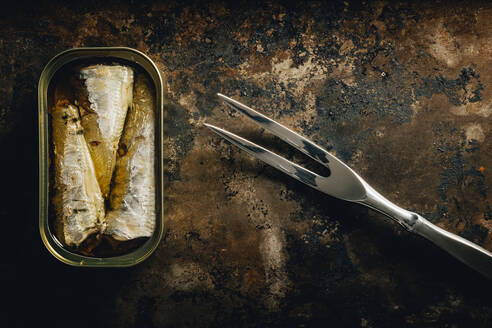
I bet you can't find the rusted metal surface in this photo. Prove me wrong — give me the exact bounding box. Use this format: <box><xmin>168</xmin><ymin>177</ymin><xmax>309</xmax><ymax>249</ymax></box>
<box><xmin>2</xmin><ymin>1</ymin><xmax>492</xmax><ymax>327</ymax></box>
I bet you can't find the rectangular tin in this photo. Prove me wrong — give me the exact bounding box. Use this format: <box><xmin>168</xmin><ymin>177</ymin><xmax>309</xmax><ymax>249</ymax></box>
<box><xmin>38</xmin><ymin>47</ymin><xmax>164</xmax><ymax>267</ymax></box>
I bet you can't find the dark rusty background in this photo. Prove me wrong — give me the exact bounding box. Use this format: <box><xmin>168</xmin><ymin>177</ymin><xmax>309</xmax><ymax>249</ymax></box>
<box><xmin>2</xmin><ymin>0</ymin><xmax>492</xmax><ymax>327</ymax></box>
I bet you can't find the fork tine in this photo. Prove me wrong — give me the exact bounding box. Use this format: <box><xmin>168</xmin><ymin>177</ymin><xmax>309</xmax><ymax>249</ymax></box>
<box><xmin>204</xmin><ymin>123</ymin><xmax>324</xmax><ymax>191</ymax></box>
<box><xmin>217</xmin><ymin>93</ymin><xmax>333</xmax><ymax>167</ymax></box>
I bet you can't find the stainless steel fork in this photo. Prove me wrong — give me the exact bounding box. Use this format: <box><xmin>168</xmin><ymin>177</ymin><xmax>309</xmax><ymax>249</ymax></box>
<box><xmin>205</xmin><ymin>93</ymin><xmax>492</xmax><ymax>279</ymax></box>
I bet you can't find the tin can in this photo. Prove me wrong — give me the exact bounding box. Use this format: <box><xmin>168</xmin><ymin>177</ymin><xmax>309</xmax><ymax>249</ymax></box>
<box><xmin>38</xmin><ymin>47</ymin><xmax>165</xmax><ymax>267</ymax></box>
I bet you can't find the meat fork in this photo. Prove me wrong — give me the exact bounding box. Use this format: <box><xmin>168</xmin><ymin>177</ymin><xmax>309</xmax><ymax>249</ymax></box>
<box><xmin>205</xmin><ymin>93</ymin><xmax>492</xmax><ymax>279</ymax></box>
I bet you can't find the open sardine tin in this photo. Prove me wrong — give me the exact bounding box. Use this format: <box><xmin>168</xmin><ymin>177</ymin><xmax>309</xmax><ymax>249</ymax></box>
<box><xmin>39</xmin><ymin>48</ymin><xmax>165</xmax><ymax>267</ymax></box>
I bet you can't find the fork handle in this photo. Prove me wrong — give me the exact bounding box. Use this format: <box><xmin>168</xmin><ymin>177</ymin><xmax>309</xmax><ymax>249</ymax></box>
<box><xmin>360</xmin><ymin>185</ymin><xmax>492</xmax><ymax>279</ymax></box>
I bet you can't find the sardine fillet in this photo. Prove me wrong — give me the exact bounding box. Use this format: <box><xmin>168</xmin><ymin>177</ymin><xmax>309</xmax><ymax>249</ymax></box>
<box><xmin>52</xmin><ymin>100</ymin><xmax>105</xmax><ymax>246</ymax></box>
<box><xmin>106</xmin><ymin>74</ymin><xmax>155</xmax><ymax>240</ymax></box>
<box><xmin>78</xmin><ymin>65</ymin><xmax>134</xmax><ymax>197</ymax></box>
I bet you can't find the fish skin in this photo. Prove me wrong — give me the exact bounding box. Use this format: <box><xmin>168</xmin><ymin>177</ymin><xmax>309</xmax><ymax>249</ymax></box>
<box><xmin>106</xmin><ymin>74</ymin><xmax>155</xmax><ymax>241</ymax></box>
<box><xmin>77</xmin><ymin>65</ymin><xmax>134</xmax><ymax>198</ymax></box>
<box><xmin>52</xmin><ymin>100</ymin><xmax>105</xmax><ymax>246</ymax></box>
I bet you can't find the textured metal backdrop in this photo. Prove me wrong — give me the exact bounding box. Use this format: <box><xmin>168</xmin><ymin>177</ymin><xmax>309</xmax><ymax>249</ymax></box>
<box><xmin>1</xmin><ymin>1</ymin><xmax>492</xmax><ymax>327</ymax></box>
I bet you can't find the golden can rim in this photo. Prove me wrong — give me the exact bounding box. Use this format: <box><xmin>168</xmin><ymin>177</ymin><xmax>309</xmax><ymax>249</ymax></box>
<box><xmin>38</xmin><ymin>47</ymin><xmax>165</xmax><ymax>267</ymax></box>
